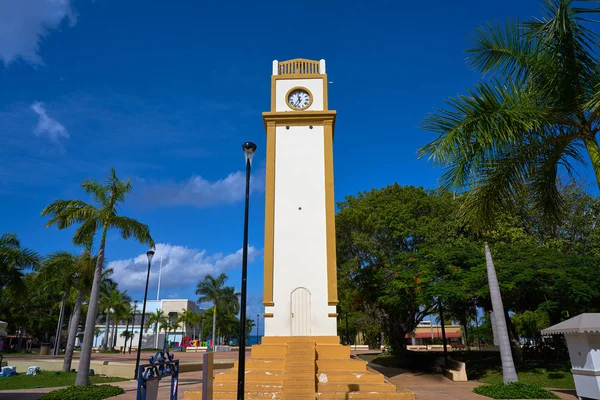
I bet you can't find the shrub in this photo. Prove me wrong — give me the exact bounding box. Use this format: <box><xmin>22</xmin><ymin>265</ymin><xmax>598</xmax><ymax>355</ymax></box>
<box><xmin>474</xmin><ymin>381</ymin><xmax>559</xmax><ymax>399</ymax></box>
<box><xmin>40</xmin><ymin>384</ymin><xmax>124</xmax><ymax>400</ymax></box>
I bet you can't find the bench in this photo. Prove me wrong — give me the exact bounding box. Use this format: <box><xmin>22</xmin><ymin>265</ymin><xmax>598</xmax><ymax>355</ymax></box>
<box><xmin>406</xmin><ymin>345</ymin><xmax>428</xmax><ymax>351</ymax></box>
<box><xmin>427</xmin><ymin>344</ymin><xmax>454</xmax><ymax>351</ymax></box>
<box><xmin>442</xmin><ymin>358</ymin><xmax>468</xmax><ymax>382</ymax></box>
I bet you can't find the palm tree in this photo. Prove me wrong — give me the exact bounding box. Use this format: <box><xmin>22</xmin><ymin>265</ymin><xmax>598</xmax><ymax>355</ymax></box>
<box><xmin>35</xmin><ymin>251</ymin><xmax>81</xmax><ymax>356</ymax></box>
<box><xmin>94</xmin><ymin>328</ymin><xmax>104</xmax><ymax>347</ymax></box>
<box><xmin>177</xmin><ymin>309</ymin><xmax>201</xmax><ymax>339</ymax></box>
<box><xmin>419</xmin><ymin>0</ymin><xmax>600</xmax><ymax>229</ymax></box>
<box><xmin>62</xmin><ymin>255</ymin><xmax>111</xmax><ymax>372</ymax></box>
<box><xmin>485</xmin><ymin>243</ymin><xmax>518</xmax><ymax>384</ymax></box>
<box><xmin>106</xmin><ymin>289</ymin><xmax>130</xmax><ymax>349</ymax></box>
<box><xmin>41</xmin><ymin>168</ymin><xmax>154</xmax><ymax>386</ymax></box>
<box><xmin>196</xmin><ymin>273</ymin><xmax>239</xmax><ymax>350</ymax></box>
<box><xmin>0</xmin><ymin>233</ymin><xmax>40</xmax><ymax>294</ymax></box>
<box><xmin>145</xmin><ymin>309</ymin><xmax>168</xmax><ymax>349</ymax></box>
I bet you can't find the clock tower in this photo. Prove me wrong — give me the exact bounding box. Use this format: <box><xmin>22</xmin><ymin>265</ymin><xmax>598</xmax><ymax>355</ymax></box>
<box><xmin>262</xmin><ymin>58</ymin><xmax>338</xmax><ymax>337</ymax></box>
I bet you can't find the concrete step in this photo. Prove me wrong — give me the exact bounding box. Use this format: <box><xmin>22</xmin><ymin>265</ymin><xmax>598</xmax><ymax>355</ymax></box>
<box><xmin>212</xmin><ymin>391</ymin><xmax>283</xmax><ymax>399</ymax></box>
<box><xmin>214</xmin><ymin>381</ymin><xmax>283</xmax><ymax>391</ymax></box>
<box><xmin>317</xmin><ymin>383</ymin><xmax>398</xmax><ymax>392</ymax></box>
<box><xmin>316</xmin><ymin>358</ymin><xmax>367</xmax><ymax>371</ymax></box>
<box><xmin>315</xmin><ymin>371</ymin><xmax>384</xmax><ymax>384</ymax></box>
<box><xmin>284</xmin><ymin>351</ymin><xmax>315</xmax><ymax>359</ymax></box>
<box><xmin>234</xmin><ymin>358</ymin><xmax>285</xmax><ymax>369</ymax></box>
<box><xmin>252</xmin><ymin>344</ymin><xmax>287</xmax><ymax>358</ymax></box>
<box><xmin>281</xmin><ymin>385</ymin><xmax>317</xmax><ymax>396</ymax></box>
<box><xmin>316</xmin><ymin>390</ymin><xmax>415</xmax><ymax>399</ymax></box>
<box><xmin>215</xmin><ymin>369</ymin><xmax>283</xmax><ymax>383</ymax></box>
<box><xmin>287</xmin><ymin>342</ymin><xmax>316</xmax><ymax>349</ymax></box>
<box><xmin>283</xmin><ymin>377</ymin><xmax>316</xmax><ymax>387</ymax></box>
<box><xmin>262</xmin><ymin>336</ymin><xmax>340</xmax><ymax>345</ymax></box>
<box><xmin>316</xmin><ymin>345</ymin><xmax>350</xmax><ymax>359</ymax></box>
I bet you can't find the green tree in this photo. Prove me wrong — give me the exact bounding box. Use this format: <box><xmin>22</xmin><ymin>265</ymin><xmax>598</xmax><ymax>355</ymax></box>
<box><xmin>335</xmin><ymin>185</ymin><xmax>462</xmax><ymax>353</ymax></box>
<box><xmin>0</xmin><ymin>233</ymin><xmax>40</xmax><ymax>294</ymax></box>
<box><xmin>196</xmin><ymin>273</ymin><xmax>239</xmax><ymax>350</ymax></box>
<box><xmin>419</xmin><ymin>0</ymin><xmax>600</xmax><ymax>229</ymax></box>
<box><xmin>176</xmin><ymin>309</ymin><xmax>201</xmax><ymax>339</ymax></box>
<box><xmin>145</xmin><ymin>309</ymin><xmax>168</xmax><ymax>349</ymax></box>
<box><xmin>41</xmin><ymin>168</ymin><xmax>154</xmax><ymax>386</ymax></box>
<box><xmin>512</xmin><ymin>310</ymin><xmax>550</xmax><ymax>345</ymax></box>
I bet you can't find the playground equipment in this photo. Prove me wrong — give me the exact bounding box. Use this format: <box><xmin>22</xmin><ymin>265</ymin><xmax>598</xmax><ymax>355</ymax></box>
<box><xmin>136</xmin><ymin>349</ymin><xmax>179</xmax><ymax>400</ymax></box>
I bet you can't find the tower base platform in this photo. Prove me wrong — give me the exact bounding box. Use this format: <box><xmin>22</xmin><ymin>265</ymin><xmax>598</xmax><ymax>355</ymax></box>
<box><xmin>184</xmin><ymin>336</ymin><xmax>414</xmax><ymax>400</ymax></box>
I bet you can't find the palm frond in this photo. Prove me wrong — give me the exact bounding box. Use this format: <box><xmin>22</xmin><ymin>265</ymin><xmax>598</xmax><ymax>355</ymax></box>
<box><xmin>109</xmin><ymin>216</ymin><xmax>154</xmax><ymax>247</ymax></box>
<box><xmin>467</xmin><ymin>19</ymin><xmax>537</xmax><ymax>80</ymax></box>
<box><xmin>81</xmin><ymin>178</ymin><xmax>109</xmax><ymax>208</ymax></box>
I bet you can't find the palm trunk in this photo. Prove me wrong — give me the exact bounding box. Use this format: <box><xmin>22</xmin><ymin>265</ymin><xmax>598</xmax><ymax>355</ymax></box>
<box><xmin>112</xmin><ymin>319</ymin><xmax>118</xmax><ymax>348</ymax></box>
<box><xmin>102</xmin><ymin>313</ymin><xmax>110</xmax><ymax>350</ymax></box>
<box><xmin>62</xmin><ymin>290</ymin><xmax>83</xmax><ymax>372</ymax></box>
<box><xmin>584</xmin><ymin>137</ymin><xmax>600</xmax><ymax>189</ymax></box>
<box><xmin>155</xmin><ymin>323</ymin><xmax>159</xmax><ymax>349</ymax></box>
<box><xmin>211</xmin><ymin>305</ymin><xmax>217</xmax><ymax>351</ymax></box>
<box><xmin>484</xmin><ymin>242</ymin><xmax>518</xmax><ymax>384</ymax></box>
<box><xmin>75</xmin><ymin>227</ymin><xmax>107</xmax><ymax>386</ymax></box>
<box><xmin>53</xmin><ymin>293</ymin><xmax>67</xmax><ymax>356</ymax></box>
<box><xmin>16</xmin><ymin>326</ymin><xmax>24</xmax><ymax>352</ymax></box>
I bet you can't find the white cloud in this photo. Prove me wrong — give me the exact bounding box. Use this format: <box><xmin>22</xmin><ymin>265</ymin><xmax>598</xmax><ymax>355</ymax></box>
<box><xmin>138</xmin><ymin>168</ymin><xmax>265</xmax><ymax>208</ymax></box>
<box><xmin>108</xmin><ymin>243</ymin><xmax>261</xmax><ymax>294</ymax></box>
<box><xmin>0</xmin><ymin>0</ymin><xmax>77</xmax><ymax>66</ymax></box>
<box><xmin>31</xmin><ymin>102</ymin><xmax>69</xmax><ymax>144</ymax></box>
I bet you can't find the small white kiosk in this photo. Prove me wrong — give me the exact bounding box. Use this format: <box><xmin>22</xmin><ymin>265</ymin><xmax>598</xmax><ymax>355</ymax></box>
<box><xmin>542</xmin><ymin>313</ymin><xmax>600</xmax><ymax>400</ymax></box>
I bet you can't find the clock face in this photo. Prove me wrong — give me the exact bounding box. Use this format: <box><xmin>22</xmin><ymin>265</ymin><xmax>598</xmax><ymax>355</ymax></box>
<box><xmin>287</xmin><ymin>88</ymin><xmax>311</xmax><ymax>110</ymax></box>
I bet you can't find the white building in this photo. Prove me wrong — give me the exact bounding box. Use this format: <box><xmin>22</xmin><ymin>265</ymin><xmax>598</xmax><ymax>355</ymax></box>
<box><xmin>93</xmin><ymin>299</ymin><xmax>202</xmax><ymax>350</ymax></box>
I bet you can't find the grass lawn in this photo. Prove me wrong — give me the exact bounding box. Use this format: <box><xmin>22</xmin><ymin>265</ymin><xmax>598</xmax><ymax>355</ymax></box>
<box><xmin>359</xmin><ymin>351</ymin><xmax>575</xmax><ymax>389</ymax></box>
<box><xmin>477</xmin><ymin>364</ymin><xmax>575</xmax><ymax>389</ymax></box>
<box><xmin>0</xmin><ymin>371</ymin><xmax>128</xmax><ymax>391</ymax></box>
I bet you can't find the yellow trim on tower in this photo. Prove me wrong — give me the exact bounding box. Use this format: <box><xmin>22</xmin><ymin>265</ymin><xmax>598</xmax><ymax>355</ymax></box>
<box><xmin>328</xmin><ymin>313</ymin><xmax>338</xmax><ymax>318</ymax></box>
<box><xmin>262</xmin><ymin>110</ymin><xmax>336</xmax><ymax>129</ymax></box>
<box><xmin>263</xmin><ymin>121</ymin><xmax>276</xmax><ymax>307</ymax></box>
<box><xmin>263</xmin><ymin>313</ymin><xmax>274</xmax><ymax>318</ymax></box>
<box><xmin>324</xmin><ymin>120</ymin><xmax>338</xmax><ymax>306</ymax></box>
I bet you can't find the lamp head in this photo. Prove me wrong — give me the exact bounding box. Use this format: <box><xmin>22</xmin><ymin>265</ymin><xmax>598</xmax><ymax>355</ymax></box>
<box><xmin>147</xmin><ymin>249</ymin><xmax>155</xmax><ymax>263</ymax></box>
<box><xmin>242</xmin><ymin>142</ymin><xmax>257</xmax><ymax>165</ymax></box>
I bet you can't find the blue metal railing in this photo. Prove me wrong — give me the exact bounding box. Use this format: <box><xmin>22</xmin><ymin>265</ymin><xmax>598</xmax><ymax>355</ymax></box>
<box><xmin>136</xmin><ymin>349</ymin><xmax>179</xmax><ymax>400</ymax></box>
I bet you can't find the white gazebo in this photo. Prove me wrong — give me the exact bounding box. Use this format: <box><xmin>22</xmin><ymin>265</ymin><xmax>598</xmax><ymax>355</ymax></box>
<box><xmin>542</xmin><ymin>313</ymin><xmax>600</xmax><ymax>400</ymax></box>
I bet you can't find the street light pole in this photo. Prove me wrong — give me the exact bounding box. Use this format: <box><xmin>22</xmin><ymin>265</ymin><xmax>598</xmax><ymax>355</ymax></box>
<box><xmin>129</xmin><ymin>300</ymin><xmax>138</xmax><ymax>354</ymax></box>
<box><xmin>134</xmin><ymin>250</ymin><xmax>154</xmax><ymax>381</ymax></box>
<box><xmin>237</xmin><ymin>141</ymin><xmax>257</xmax><ymax>400</ymax></box>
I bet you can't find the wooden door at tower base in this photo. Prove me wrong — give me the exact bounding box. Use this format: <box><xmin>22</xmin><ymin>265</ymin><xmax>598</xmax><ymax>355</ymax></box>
<box><xmin>290</xmin><ymin>287</ymin><xmax>311</xmax><ymax>336</ymax></box>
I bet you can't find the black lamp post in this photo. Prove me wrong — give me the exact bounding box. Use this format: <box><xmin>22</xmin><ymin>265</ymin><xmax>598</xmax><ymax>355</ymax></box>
<box><xmin>129</xmin><ymin>300</ymin><xmax>138</xmax><ymax>354</ymax></box>
<box><xmin>256</xmin><ymin>314</ymin><xmax>260</xmax><ymax>345</ymax></box>
<box><xmin>134</xmin><ymin>249</ymin><xmax>155</xmax><ymax>380</ymax></box>
<box><xmin>237</xmin><ymin>141</ymin><xmax>257</xmax><ymax>400</ymax></box>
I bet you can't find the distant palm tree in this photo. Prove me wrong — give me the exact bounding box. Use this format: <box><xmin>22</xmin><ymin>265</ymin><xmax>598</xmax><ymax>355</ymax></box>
<box><xmin>35</xmin><ymin>251</ymin><xmax>79</xmax><ymax>356</ymax></box>
<box><xmin>94</xmin><ymin>328</ymin><xmax>104</xmax><ymax>347</ymax></box>
<box><xmin>196</xmin><ymin>273</ymin><xmax>239</xmax><ymax>350</ymax></box>
<box><xmin>145</xmin><ymin>309</ymin><xmax>168</xmax><ymax>349</ymax></box>
<box><xmin>176</xmin><ymin>309</ymin><xmax>200</xmax><ymax>351</ymax></box>
<box><xmin>41</xmin><ymin>168</ymin><xmax>154</xmax><ymax>386</ymax></box>
<box><xmin>419</xmin><ymin>0</ymin><xmax>600</xmax><ymax>229</ymax></box>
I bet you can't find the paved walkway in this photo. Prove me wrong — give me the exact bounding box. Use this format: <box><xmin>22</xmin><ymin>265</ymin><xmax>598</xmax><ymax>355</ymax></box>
<box><xmin>0</xmin><ymin>353</ymin><xmax>580</xmax><ymax>400</ymax></box>
<box><xmin>368</xmin><ymin>363</ymin><xmax>579</xmax><ymax>400</ymax></box>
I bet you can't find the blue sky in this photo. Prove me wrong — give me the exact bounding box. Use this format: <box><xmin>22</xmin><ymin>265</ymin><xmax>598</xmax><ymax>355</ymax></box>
<box><xmin>2</xmin><ymin>0</ymin><xmax>597</xmax><ymax>334</ymax></box>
